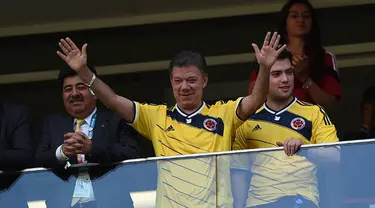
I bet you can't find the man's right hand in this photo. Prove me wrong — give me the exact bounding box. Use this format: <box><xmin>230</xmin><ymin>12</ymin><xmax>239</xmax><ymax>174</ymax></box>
<box><xmin>57</xmin><ymin>38</ymin><xmax>88</xmax><ymax>72</ymax></box>
<box><xmin>62</xmin><ymin>132</ymin><xmax>85</xmax><ymax>157</ymax></box>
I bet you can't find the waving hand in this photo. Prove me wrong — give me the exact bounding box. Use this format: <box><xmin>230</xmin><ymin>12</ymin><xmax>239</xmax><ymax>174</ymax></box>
<box><xmin>237</xmin><ymin>32</ymin><xmax>287</xmax><ymax>120</ymax></box>
<box><xmin>57</xmin><ymin>38</ymin><xmax>88</xmax><ymax>72</ymax></box>
<box><xmin>252</xmin><ymin>32</ymin><xmax>287</xmax><ymax>69</ymax></box>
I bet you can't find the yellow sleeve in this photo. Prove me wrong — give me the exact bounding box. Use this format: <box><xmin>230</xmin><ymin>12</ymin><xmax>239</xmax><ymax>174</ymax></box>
<box><xmin>129</xmin><ymin>101</ymin><xmax>165</xmax><ymax>140</ymax></box>
<box><xmin>231</xmin><ymin>124</ymin><xmax>251</xmax><ymax>171</ymax></box>
<box><xmin>220</xmin><ymin>97</ymin><xmax>245</xmax><ymax>134</ymax></box>
<box><xmin>233</xmin><ymin>124</ymin><xmax>248</xmax><ymax>151</ymax></box>
<box><xmin>311</xmin><ymin>105</ymin><xmax>339</xmax><ymax>144</ymax></box>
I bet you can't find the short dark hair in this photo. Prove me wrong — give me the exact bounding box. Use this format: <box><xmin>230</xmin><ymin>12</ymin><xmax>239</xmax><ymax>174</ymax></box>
<box><xmin>58</xmin><ymin>66</ymin><xmax>97</xmax><ymax>90</ymax></box>
<box><xmin>361</xmin><ymin>85</ymin><xmax>375</xmax><ymax>113</ymax></box>
<box><xmin>168</xmin><ymin>50</ymin><xmax>207</xmax><ymax>75</ymax></box>
<box><xmin>253</xmin><ymin>50</ymin><xmax>292</xmax><ymax>75</ymax></box>
<box><xmin>277</xmin><ymin>50</ymin><xmax>293</xmax><ymax>62</ymax></box>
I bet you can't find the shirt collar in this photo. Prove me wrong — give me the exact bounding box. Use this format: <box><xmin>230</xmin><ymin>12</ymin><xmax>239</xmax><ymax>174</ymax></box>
<box><xmin>175</xmin><ymin>102</ymin><xmax>206</xmax><ymax>118</ymax></box>
<box><xmin>74</xmin><ymin>107</ymin><xmax>97</xmax><ymax>125</ymax></box>
<box><xmin>263</xmin><ymin>97</ymin><xmax>297</xmax><ymax>115</ymax></box>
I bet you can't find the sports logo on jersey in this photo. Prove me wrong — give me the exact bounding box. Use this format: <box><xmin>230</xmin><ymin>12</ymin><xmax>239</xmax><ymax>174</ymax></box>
<box><xmin>166</xmin><ymin>125</ymin><xmax>175</xmax><ymax>132</ymax></box>
<box><xmin>203</xmin><ymin>118</ymin><xmax>217</xmax><ymax>131</ymax></box>
<box><xmin>252</xmin><ymin>125</ymin><xmax>262</xmax><ymax>132</ymax></box>
<box><xmin>291</xmin><ymin>117</ymin><xmax>306</xmax><ymax>130</ymax></box>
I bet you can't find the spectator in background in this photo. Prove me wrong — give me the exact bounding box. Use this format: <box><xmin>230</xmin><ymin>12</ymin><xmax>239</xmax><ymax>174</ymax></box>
<box><xmin>248</xmin><ymin>0</ymin><xmax>342</xmax><ymax>108</ymax></box>
<box><xmin>0</xmin><ymin>103</ymin><xmax>34</xmax><ymax>171</ymax></box>
<box><xmin>343</xmin><ymin>85</ymin><xmax>375</xmax><ymax>141</ymax></box>
<box><xmin>0</xmin><ymin>103</ymin><xmax>34</xmax><ymax>207</ymax></box>
<box><xmin>35</xmin><ymin>67</ymin><xmax>140</xmax><ymax>208</ymax></box>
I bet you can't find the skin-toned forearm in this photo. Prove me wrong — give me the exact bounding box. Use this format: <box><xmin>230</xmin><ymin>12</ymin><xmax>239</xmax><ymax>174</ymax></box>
<box><xmin>306</xmin><ymin>81</ymin><xmax>337</xmax><ymax>108</ymax></box>
<box><xmin>78</xmin><ymin>66</ymin><xmax>135</xmax><ymax>122</ymax></box>
<box><xmin>239</xmin><ymin>65</ymin><xmax>270</xmax><ymax>120</ymax></box>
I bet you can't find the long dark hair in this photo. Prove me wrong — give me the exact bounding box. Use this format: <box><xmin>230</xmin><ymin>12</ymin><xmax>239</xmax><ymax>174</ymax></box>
<box><xmin>277</xmin><ymin>0</ymin><xmax>326</xmax><ymax>82</ymax></box>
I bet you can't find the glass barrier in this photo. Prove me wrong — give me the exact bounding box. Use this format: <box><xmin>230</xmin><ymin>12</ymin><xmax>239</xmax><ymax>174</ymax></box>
<box><xmin>0</xmin><ymin>140</ymin><xmax>374</xmax><ymax>208</ymax></box>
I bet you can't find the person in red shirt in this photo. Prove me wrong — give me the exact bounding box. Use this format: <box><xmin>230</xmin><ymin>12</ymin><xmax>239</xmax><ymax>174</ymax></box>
<box><xmin>248</xmin><ymin>0</ymin><xmax>341</xmax><ymax>108</ymax></box>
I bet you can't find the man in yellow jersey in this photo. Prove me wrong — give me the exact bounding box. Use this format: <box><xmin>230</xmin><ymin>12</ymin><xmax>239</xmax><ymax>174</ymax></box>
<box><xmin>55</xmin><ymin>32</ymin><xmax>287</xmax><ymax>207</ymax></box>
<box><xmin>231</xmin><ymin>51</ymin><xmax>340</xmax><ymax>208</ymax></box>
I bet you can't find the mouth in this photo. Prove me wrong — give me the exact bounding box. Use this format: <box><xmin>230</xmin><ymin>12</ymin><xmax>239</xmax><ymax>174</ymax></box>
<box><xmin>279</xmin><ymin>86</ymin><xmax>290</xmax><ymax>92</ymax></box>
<box><xmin>70</xmin><ymin>100</ymin><xmax>84</xmax><ymax>104</ymax></box>
<box><xmin>181</xmin><ymin>93</ymin><xmax>193</xmax><ymax>97</ymax></box>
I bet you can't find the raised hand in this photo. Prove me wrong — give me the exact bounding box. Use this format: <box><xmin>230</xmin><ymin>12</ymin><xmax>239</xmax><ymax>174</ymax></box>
<box><xmin>57</xmin><ymin>38</ymin><xmax>88</xmax><ymax>72</ymax></box>
<box><xmin>252</xmin><ymin>32</ymin><xmax>287</xmax><ymax>69</ymax></box>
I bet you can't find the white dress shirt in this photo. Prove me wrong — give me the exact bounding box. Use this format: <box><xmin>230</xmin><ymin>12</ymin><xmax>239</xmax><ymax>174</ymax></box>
<box><xmin>55</xmin><ymin>108</ymin><xmax>97</xmax><ymax>162</ymax></box>
<box><xmin>54</xmin><ymin>108</ymin><xmax>97</xmax><ymax>206</ymax></box>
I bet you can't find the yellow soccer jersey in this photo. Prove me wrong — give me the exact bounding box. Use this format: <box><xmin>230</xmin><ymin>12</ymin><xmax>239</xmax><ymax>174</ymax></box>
<box><xmin>130</xmin><ymin>98</ymin><xmax>244</xmax><ymax>207</ymax></box>
<box><xmin>232</xmin><ymin>97</ymin><xmax>338</xmax><ymax>207</ymax></box>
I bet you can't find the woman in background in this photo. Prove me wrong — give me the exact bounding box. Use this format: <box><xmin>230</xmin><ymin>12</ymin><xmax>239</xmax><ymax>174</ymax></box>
<box><xmin>248</xmin><ymin>0</ymin><xmax>341</xmax><ymax>108</ymax></box>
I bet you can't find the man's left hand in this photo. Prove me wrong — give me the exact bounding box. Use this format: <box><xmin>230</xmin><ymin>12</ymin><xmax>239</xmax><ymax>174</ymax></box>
<box><xmin>252</xmin><ymin>32</ymin><xmax>287</xmax><ymax>69</ymax></box>
<box><xmin>74</xmin><ymin>132</ymin><xmax>92</xmax><ymax>154</ymax></box>
<box><xmin>276</xmin><ymin>138</ymin><xmax>303</xmax><ymax>156</ymax></box>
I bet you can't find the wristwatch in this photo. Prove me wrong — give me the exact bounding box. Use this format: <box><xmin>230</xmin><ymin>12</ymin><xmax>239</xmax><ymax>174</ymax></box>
<box><xmin>302</xmin><ymin>77</ymin><xmax>313</xmax><ymax>89</ymax></box>
<box><xmin>88</xmin><ymin>73</ymin><xmax>96</xmax><ymax>96</ymax></box>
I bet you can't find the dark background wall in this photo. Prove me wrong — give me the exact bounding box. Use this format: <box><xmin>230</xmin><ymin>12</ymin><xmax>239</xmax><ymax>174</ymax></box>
<box><xmin>0</xmin><ymin>4</ymin><xmax>374</xmax><ymax>157</ymax></box>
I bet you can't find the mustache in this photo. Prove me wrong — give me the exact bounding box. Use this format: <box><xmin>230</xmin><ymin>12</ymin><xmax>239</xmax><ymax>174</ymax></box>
<box><xmin>69</xmin><ymin>95</ymin><xmax>84</xmax><ymax>103</ymax></box>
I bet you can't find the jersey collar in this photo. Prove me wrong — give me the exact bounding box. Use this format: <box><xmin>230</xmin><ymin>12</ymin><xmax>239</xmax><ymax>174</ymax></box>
<box><xmin>264</xmin><ymin>97</ymin><xmax>297</xmax><ymax>115</ymax></box>
<box><xmin>175</xmin><ymin>102</ymin><xmax>206</xmax><ymax>118</ymax></box>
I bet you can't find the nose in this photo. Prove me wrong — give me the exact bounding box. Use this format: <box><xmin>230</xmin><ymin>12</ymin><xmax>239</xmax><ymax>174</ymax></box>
<box><xmin>297</xmin><ymin>15</ymin><xmax>305</xmax><ymax>23</ymax></box>
<box><xmin>71</xmin><ymin>87</ymin><xmax>80</xmax><ymax>97</ymax></box>
<box><xmin>181</xmin><ymin>80</ymin><xmax>190</xmax><ymax>91</ymax></box>
<box><xmin>281</xmin><ymin>73</ymin><xmax>289</xmax><ymax>83</ymax></box>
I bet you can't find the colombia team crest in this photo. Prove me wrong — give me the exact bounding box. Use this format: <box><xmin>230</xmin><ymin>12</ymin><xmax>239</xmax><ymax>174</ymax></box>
<box><xmin>291</xmin><ymin>117</ymin><xmax>306</xmax><ymax>130</ymax></box>
<box><xmin>203</xmin><ymin>118</ymin><xmax>217</xmax><ymax>131</ymax></box>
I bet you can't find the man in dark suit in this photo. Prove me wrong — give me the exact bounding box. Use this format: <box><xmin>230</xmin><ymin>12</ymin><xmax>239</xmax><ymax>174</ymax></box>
<box><xmin>0</xmin><ymin>103</ymin><xmax>34</xmax><ymax>171</ymax></box>
<box><xmin>0</xmin><ymin>103</ymin><xmax>34</xmax><ymax>207</ymax></box>
<box><xmin>36</xmin><ymin>67</ymin><xmax>140</xmax><ymax>208</ymax></box>
<box><xmin>343</xmin><ymin>85</ymin><xmax>375</xmax><ymax>141</ymax></box>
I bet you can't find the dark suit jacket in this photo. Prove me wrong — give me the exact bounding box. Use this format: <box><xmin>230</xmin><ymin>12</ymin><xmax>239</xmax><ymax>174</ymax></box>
<box><xmin>35</xmin><ymin>107</ymin><xmax>140</xmax><ymax>172</ymax></box>
<box><xmin>0</xmin><ymin>103</ymin><xmax>34</xmax><ymax>192</ymax></box>
<box><xmin>35</xmin><ymin>108</ymin><xmax>140</xmax><ymax>207</ymax></box>
<box><xmin>0</xmin><ymin>103</ymin><xmax>34</xmax><ymax>171</ymax></box>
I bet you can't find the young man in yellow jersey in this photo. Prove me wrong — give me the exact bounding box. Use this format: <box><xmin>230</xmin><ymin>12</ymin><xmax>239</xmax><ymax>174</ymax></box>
<box><xmin>231</xmin><ymin>51</ymin><xmax>340</xmax><ymax>208</ymax></box>
<box><xmin>56</xmin><ymin>32</ymin><xmax>287</xmax><ymax>207</ymax></box>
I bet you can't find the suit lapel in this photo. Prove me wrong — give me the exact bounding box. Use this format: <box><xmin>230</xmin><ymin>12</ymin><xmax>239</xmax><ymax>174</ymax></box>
<box><xmin>61</xmin><ymin>115</ymin><xmax>74</xmax><ymax>136</ymax></box>
<box><xmin>59</xmin><ymin>114</ymin><xmax>74</xmax><ymax>146</ymax></box>
<box><xmin>91</xmin><ymin>108</ymin><xmax>107</xmax><ymax>142</ymax></box>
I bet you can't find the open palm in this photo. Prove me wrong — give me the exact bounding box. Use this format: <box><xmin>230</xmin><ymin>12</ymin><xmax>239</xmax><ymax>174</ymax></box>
<box><xmin>57</xmin><ymin>38</ymin><xmax>88</xmax><ymax>72</ymax></box>
<box><xmin>252</xmin><ymin>32</ymin><xmax>287</xmax><ymax>69</ymax></box>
